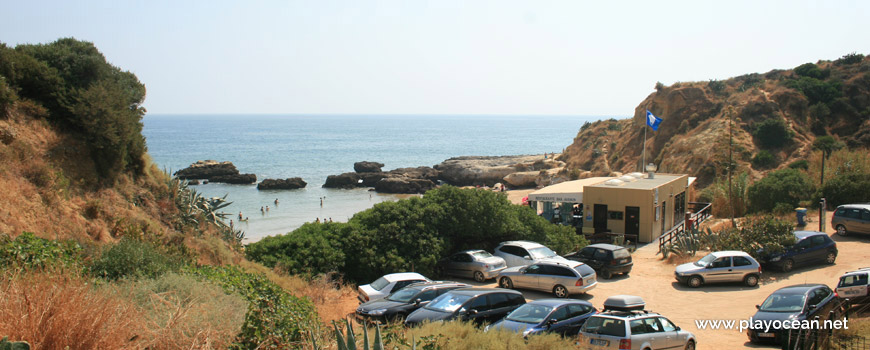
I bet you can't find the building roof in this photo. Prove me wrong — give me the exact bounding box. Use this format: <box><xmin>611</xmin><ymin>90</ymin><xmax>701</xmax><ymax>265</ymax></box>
<box><xmin>527</xmin><ymin>177</ymin><xmax>612</xmax><ymax>203</ymax></box>
<box><xmin>587</xmin><ymin>173</ymin><xmax>686</xmax><ymax>190</ymax></box>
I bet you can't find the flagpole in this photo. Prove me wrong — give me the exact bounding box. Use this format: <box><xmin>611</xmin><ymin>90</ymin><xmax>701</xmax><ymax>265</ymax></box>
<box><xmin>642</xmin><ymin>120</ymin><xmax>647</xmax><ymax>171</ymax></box>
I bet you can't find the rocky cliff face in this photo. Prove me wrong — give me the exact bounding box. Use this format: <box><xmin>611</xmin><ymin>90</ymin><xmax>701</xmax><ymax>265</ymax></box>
<box><xmin>560</xmin><ymin>55</ymin><xmax>870</xmax><ymax>188</ymax></box>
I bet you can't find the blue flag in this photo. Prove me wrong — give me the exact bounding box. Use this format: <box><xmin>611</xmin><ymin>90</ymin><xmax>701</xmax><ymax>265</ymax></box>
<box><xmin>646</xmin><ymin>110</ymin><xmax>662</xmax><ymax>131</ymax></box>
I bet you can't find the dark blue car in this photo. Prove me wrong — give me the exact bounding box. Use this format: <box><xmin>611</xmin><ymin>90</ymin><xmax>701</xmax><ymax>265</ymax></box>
<box><xmin>747</xmin><ymin>284</ymin><xmax>838</xmax><ymax>344</ymax></box>
<box><xmin>758</xmin><ymin>231</ymin><xmax>837</xmax><ymax>272</ymax></box>
<box><xmin>485</xmin><ymin>299</ymin><xmax>597</xmax><ymax>337</ymax></box>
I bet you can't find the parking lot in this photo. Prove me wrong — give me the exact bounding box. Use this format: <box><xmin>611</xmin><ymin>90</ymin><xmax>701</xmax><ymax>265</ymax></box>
<box><xmin>455</xmin><ymin>212</ymin><xmax>869</xmax><ymax>348</ymax></box>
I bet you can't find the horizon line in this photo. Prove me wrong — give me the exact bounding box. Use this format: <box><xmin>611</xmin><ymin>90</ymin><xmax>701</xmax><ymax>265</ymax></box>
<box><xmin>145</xmin><ymin>112</ymin><xmax>633</xmax><ymax>118</ymax></box>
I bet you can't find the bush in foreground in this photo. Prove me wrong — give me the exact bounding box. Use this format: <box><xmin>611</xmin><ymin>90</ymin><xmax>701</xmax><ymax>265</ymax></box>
<box><xmin>746</xmin><ymin>168</ymin><xmax>815</xmax><ymax>213</ymax></box>
<box><xmin>89</xmin><ymin>237</ymin><xmax>188</xmax><ymax>280</ymax></box>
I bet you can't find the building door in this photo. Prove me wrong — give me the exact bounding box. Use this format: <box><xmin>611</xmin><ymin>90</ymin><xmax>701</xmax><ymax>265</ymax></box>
<box><xmin>625</xmin><ymin>206</ymin><xmax>639</xmax><ymax>237</ymax></box>
<box><xmin>661</xmin><ymin>201</ymin><xmax>667</xmax><ymax>234</ymax></box>
<box><xmin>594</xmin><ymin>204</ymin><xmax>608</xmax><ymax>233</ymax></box>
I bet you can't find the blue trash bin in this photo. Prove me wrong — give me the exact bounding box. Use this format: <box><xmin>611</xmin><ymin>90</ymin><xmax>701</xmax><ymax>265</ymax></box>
<box><xmin>796</xmin><ymin>207</ymin><xmax>807</xmax><ymax>226</ymax></box>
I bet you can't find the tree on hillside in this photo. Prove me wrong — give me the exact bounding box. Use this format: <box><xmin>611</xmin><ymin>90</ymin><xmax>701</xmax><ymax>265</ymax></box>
<box><xmin>813</xmin><ymin>135</ymin><xmax>845</xmax><ymax>192</ymax></box>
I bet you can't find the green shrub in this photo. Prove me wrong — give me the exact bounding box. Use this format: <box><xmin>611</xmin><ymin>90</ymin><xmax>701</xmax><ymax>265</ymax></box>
<box><xmin>788</xmin><ymin>160</ymin><xmax>809</xmax><ymax>170</ymax></box>
<box><xmin>0</xmin><ymin>232</ymin><xmax>82</xmax><ymax>270</ymax></box>
<box><xmin>836</xmin><ymin>52</ymin><xmax>864</xmax><ymax>65</ymax></box>
<box><xmin>190</xmin><ymin>265</ymin><xmax>320</xmax><ymax>349</ymax></box>
<box><xmin>785</xmin><ymin>76</ymin><xmax>841</xmax><ymax>106</ymax></box>
<box><xmin>247</xmin><ymin>186</ymin><xmax>585</xmax><ymax>284</ymax></box>
<box><xmin>794</xmin><ymin>63</ymin><xmax>829</xmax><ymax>80</ymax></box>
<box><xmin>753</xmin><ymin>117</ymin><xmax>794</xmax><ymax>148</ymax></box>
<box><xmin>747</xmin><ymin>168</ymin><xmax>816</xmax><ymax>213</ymax></box>
<box><xmin>708</xmin><ymin>79</ymin><xmax>726</xmax><ymax>95</ymax></box>
<box><xmin>89</xmin><ymin>238</ymin><xmax>187</xmax><ymax>280</ymax></box>
<box><xmin>751</xmin><ymin>150</ymin><xmax>776</xmax><ymax>169</ymax></box>
<box><xmin>820</xmin><ymin>173</ymin><xmax>870</xmax><ymax>208</ymax></box>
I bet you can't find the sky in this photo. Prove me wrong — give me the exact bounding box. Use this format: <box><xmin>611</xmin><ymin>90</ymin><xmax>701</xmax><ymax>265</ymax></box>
<box><xmin>1</xmin><ymin>0</ymin><xmax>869</xmax><ymax>116</ymax></box>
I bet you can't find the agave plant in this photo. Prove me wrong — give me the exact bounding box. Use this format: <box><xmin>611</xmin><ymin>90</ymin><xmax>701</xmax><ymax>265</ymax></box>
<box><xmin>333</xmin><ymin>319</ymin><xmax>395</xmax><ymax>350</ymax></box>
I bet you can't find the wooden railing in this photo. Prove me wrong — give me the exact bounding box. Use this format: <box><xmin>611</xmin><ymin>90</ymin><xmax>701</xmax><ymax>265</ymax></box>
<box><xmin>658</xmin><ymin>202</ymin><xmax>712</xmax><ymax>253</ymax></box>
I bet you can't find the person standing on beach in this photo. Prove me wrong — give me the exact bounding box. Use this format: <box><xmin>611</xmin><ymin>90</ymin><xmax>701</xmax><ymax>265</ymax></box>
<box><xmin>266</xmin><ymin>206</ymin><xmax>270</xmax><ymax>212</ymax></box>
<box><xmin>274</xmin><ymin>198</ymin><xmax>279</xmax><ymax>205</ymax></box>
<box><xmin>320</xmin><ymin>197</ymin><xmax>323</xmax><ymax>207</ymax></box>
<box><xmin>239</xmin><ymin>211</ymin><xmax>243</xmax><ymax>220</ymax></box>
<box><xmin>260</xmin><ymin>206</ymin><xmax>264</xmax><ymax>214</ymax></box>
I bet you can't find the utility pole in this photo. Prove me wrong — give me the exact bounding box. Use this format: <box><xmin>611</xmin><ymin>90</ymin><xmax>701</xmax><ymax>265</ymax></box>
<box><xmin>728</xmin><ymin>107</ymin><xmax>735</xmax><ymax>227</ymax></box>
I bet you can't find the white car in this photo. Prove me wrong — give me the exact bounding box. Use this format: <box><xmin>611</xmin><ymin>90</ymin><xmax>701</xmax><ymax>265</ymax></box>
<box><xmin>836</xmin><ymin>267</ymin><xmax>870</xmax><ymax>304</ymax></box>
<box><xmin>581</xmin><ymin>295</ymin><xmax>697</xmax><ymax>350</ymax></box>
<box><xmin>357</xmin><ymin>272</ymin><xmax>430</xmax><ymax>303</ymax></box>
<box><xmin>494</xmin><ymin>241</ymin><xmax>572</xmax><ymax>267</ymax></box>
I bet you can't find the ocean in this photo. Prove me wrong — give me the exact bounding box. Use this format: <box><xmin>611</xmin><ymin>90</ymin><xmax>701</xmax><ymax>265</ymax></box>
<box><xmin>142</xmin><ymin>114</ymin><xmax>605</xmax><ymax>242</ymax></box>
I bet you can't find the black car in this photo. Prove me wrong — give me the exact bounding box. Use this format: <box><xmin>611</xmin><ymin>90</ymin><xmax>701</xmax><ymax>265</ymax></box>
<box><xmin>355</xmin><ymin>281</ymin><xmax>470</xmax><ymax>323</ymax></box>
<box><xmin>564</xmin><ymin>243</ymin><xmax>633</xmax><ymax>279</ymax></box>
<box><xmin>758</xmin><ymin>231</ymin><xmax>837</xmax><ymax>272</ymax></box>
<box><xmin>404</xmin><ymin>288</ymin><xmax>526</xmax><ymax>327</ymax></box>
<box><xmin>485</xmin><ymin>299</ymin><xmax>597</xmax><ymax>337</ymax></box>
<box><xmin>747</xmin><ymin>284</ymin><xmax>839</xmax><ymax>344</ymax></box>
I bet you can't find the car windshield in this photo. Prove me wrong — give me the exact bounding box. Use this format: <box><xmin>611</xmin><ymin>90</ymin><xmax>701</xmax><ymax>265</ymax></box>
<box><xmin>386</xmin><ymin>288</ymin><xmax>420</xmax><ymax>303</ymax></box>
<box><xmin>694</xmin><ymin>253</ymin><xmax>717</xmax><ymax>267</ymax></box>
<box><xmin>759</xmin><ymin>293</ymin><xmax>807</xmax><ymax>312</ymax></box>
<box><xmin>612</xmin><ymin>248</ymin><xmax>631</xmax><ymax>259</ymax></box>
<box><xmin>471</xmin><ymin>251</ymin><xmax>493</xmax><ymax>259</ymax></box>
<box><xmin>370</xmin><ymin>277</ymin><xmax>389</xmax><ymax>291</ymax></box>
<box><xmin>529</xmin><ymin>246</ymin><xmax>558</xmax><ymax>259</ymax></box>
<box><xmin>505</xmin><ymin>304</ymin><xmax>554</xmax><ymax>324</ymax></box>
<box><xmin>425</xmin><ymin>293</ymin><xmax>472</xmax><ymax>313</ymax></box>
<box><xmin>581</xmin><ymin>317</ymin><xmax>626</xmax><ymax>337</ymax></box>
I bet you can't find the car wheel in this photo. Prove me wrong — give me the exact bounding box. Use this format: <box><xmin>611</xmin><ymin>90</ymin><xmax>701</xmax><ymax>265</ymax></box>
<box><xmin>684</xmin><ymin>339</ymin><xmax>695</xmax><ymax>350</ymax></box>
<box><xmin>836</xmin><ymin>225</ymin><xmax>848</xmax><ymax>237</ymax></box>
<box><xmin>688</xmin><ymin>275</ymin><xmax>702</xmax><ymax>288</ymax></box>
<box><xmin>601</xmin><ymin>269</ymin><xmax>613</xmax><ymax>279</ymax></box>
<box><xmin>825</xmin><ymin>251</ymin><xmax>837</xmax><ymax>264</ymax></box>
<box><xmin>781</xmin><ymin>259</ymin><xmax>794</xmax><ymax>273</ymax></box>
<box><xmin>499</xmin><ymin>277</ymin><xmax>514</xmax><ymax>289</ymax></box>
<box><xmin>553</xmin><ymin>285</ymin><xmax>569</xmax><ymax>298</ymax></box>
<box><xmin>473</xmin><ymin>271</ymin><xmax>485</xmax><ymax>283</ymax></box>
<box><xmin>744</xmin><ymin>274</ymin><xmax>759</xmax><ymax>287</ymax></box>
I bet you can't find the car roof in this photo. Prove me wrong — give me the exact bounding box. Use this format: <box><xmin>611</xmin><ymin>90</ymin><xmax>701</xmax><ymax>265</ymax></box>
<box><xmin>456</xmin><ymin>249</ymin><xmax>487</xmax><ymax>255</ymax></box>
<box><xmin>588</xmin><ymin>243</ymin><xmax>627</xmax><ymax>251</ymax></box>
<box><xmin>535</xmin><ymin>260</ymin><xmax>582</xmax><ymax>268</ymax></box>
<box><xmin>837</xmin><ymin>204</ymin><xmax>870</xmax><ymax>210</ymax></box>
<box><xmin>794</xmin><ymin>231</ymin><xmax>827</xmax><ymax>239</ymax></box>
<box><xmin>448</xmin><ymin>287</ymin><xmax>522</xmax><ymax>296</ymax></box>
<box><xmin>499</xmin><ymin>240</ymin><xmax>545</xmax><ymax>248</ymax></box>
<box><xmin>526</xmin><ymin>298</ymin><xmax>594</xmax><ymax>308</ymax></box>
<box><xmin>711</xmin><ymin>250</ymin><xmax>752</xmax><ymax>258</ymax></box>
<box><xmin>406</xmin><ymin>281</ymin><xmax>470</xmax><ymax>290</ymax></box>
<box><xmin>841</xmin><ymin>267</ymin><xmax>870</xmax><ymax>276</ymax></box>
<box><xmin>382</xmin><ymin>272</ymin><xmax>428</xmax><ymax>282</ymax></box>
<box><xmin>774</xmin><ymin>284</ymin><xmax>828</xmax><ymax>294</ymax></box>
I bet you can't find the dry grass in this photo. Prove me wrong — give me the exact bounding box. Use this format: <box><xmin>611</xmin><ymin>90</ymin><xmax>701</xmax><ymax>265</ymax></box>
<box><xmin>112</xmin><ymin>273</ymin><xmax>248</xmax><ymax>349</ymax></box>
<box><xmin>0</xmin><ymin>271</ymin><xmax>144</xmax><ymax>349</ymax></box>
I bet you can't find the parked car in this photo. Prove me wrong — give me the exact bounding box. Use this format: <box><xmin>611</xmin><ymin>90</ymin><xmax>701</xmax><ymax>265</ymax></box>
<box><xmin>435</xmin><ymin>250</ymin><xmax>507</xmax><ymax>282</ymax></box>
<box><xmin>836</xmin><ymin>267</ymin><xmax>870</xmax><ymax>304</ymax></box>
<box><xmin>404</xmin><ymin>288</ymin><xmax>525</xmax><ymax>327</ymax></box>
<box><xmin>358</xmin><ymin>272</ymin><xmax>430</xmax><ymax>303</ymax></box>
<box><xmin>494</xmin><ymin>241</ymin><xmax>572</xmax><ymax>267</ymax></box>
<box><xmin>758</xmin><ymin>231</ymin><xmax>837</xmax><ymax>272</ymax></box>
<box><xmin>832</xmin><ymin>204</ymin><xmax>870</xmax><ymax>236</ymax></box>
<box><xmin>580</xmin><ymin>295</ymin><xmax>696</xmax><ymax>350</ymax></box>
<box><xmin>355</xmin><ymin>281</ymin><xmax>470</xmax><ymax>323</ymax></box>
<box><xmin>674</xmin><ymin>251</ymin><xmax>762</xmax><ymax>288</ymax></box>
<box><xmin>564</xmin><ymin>243</ymin><xmax>633</xmax><ymax>279</ymax></box>
<box><xmin>486</xmin><ymin>299</ymin><xmax>597</xmax><ymax>337</ymax></box>
<box><xmin>747</xmin><ymin>284</ymin><xmax>839</xmax><ymax>344</ymax></box>
<box><xmin>498</xmin><ymin>260</ymin><xmax>597</xmax><ymax>298</ymax></box>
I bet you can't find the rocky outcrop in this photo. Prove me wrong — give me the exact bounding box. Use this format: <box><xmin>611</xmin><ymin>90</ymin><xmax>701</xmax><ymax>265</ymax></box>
<box><xmin>257</xmin><ymin>177</ymin><xmax>307</xmax><ymax>190</ymax></box>
<box><xmin>354</xmin><ymin>161</ymin><xmax>384</xmax><ymax>173</ymax></box>
<box><xmin>210</xmin><ymin>173</ymin><xmax>257</xmax><ymax>184</ymax></box>
<box><xmin>387</xmin><ymin>166</ymin><xmax>440</xmax><ymax>181</ymax></box>
<box><xmin>502</xmin><ymin>171</ymin><xmax>540</xmax><ymax>188</ymax></box>
<box><xmin>323</xmin><ymin>173</ymin><xmax>361</xmax><ymax>189</ymax></box>
<box><xmin>175</xmin><ymin>160</ymin><xmax>239</xmax><ymax>180</ymax></box>
<box><xmin>434</xmin><ymin>155</ymin><xmax>564</xmax><ymax>187</ymax></box>
<box><xmin>374</xmin><ymin>177</ymin><xmax>436</xmax><ymax>194</ymax></box>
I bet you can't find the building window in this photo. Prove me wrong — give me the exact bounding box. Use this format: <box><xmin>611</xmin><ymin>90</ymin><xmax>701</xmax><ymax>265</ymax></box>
<box><xmin>608</xmin><ymin>211</ymin><xmax>624</xmax><ymax>220</ymax></box>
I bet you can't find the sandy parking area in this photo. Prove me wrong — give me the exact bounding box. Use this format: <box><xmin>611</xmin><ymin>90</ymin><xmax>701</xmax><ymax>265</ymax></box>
<box><xmin>460</xmin><ymin>211</ymin><xmax>869</xmax><ymax>349</ymax></box>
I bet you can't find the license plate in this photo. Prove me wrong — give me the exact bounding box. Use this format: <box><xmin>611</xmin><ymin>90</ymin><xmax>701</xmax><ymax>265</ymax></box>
<box><xmin>589</xmin><ymin>339</ymin><xmax>608</xmax><ymax>346</ymax></box>
<box><xmin>759</xmin><ymin>332</ymin><xmax>775</xmax><ymax>338</ymax></box>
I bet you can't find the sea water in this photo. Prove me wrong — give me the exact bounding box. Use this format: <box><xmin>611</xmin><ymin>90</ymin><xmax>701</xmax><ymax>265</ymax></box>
<box><xmin>142</xmin><ymin>114</ymin><xmax>605</xmax><ymax>241</ymax></box>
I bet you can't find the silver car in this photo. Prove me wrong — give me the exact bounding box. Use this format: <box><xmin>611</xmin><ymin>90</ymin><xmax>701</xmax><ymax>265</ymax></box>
<box><xmin>580</xmin><ymin>295</ymin><xmax>696</xmax><ymax>350</ymax></box>
<box><xmin>674</xmin><ymin>251</ymin><xmax>761</xmax><ymax>288</ymax></box>
<box><xmin>498</xmin><ymin>260</ymin><xmax>597</xmax><ymax>298</ymax></box>
<box><xmin>436</xmin><ymin>250</ymin><xmax>507</xmax><ymax>282</ymax></box>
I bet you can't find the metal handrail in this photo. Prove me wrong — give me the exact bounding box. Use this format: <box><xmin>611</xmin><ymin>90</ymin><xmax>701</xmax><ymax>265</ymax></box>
<box><xmin>658</xmin><ymin>202</ymin><xmax>712</xmax><ymax>253</ymax></box>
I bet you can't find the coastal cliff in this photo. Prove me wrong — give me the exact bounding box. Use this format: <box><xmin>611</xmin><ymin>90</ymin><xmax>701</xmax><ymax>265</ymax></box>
<box><xmin>559</xmin><ymin>53</ymin><xmax>870</xmax><ymax>188</ymax></box>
